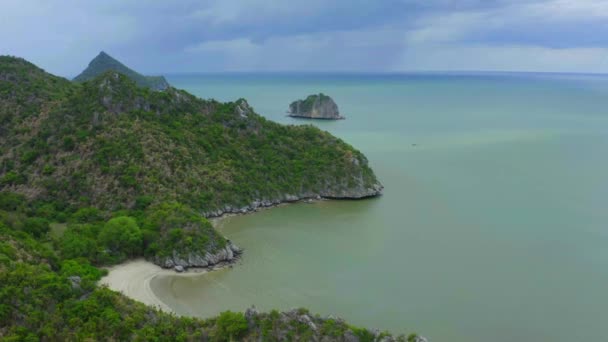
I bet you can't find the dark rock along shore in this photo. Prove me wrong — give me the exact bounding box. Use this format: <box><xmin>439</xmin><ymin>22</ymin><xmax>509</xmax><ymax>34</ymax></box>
<box><xmin>154</xmin><ymin>240</ymin><xmax>242</xmax><ymax>271</ymax></box>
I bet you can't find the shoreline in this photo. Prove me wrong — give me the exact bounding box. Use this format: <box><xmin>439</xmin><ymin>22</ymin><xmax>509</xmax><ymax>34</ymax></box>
<box><xmin>203</xmin><ymin>195</ymin><xmax>325</xmax><ymax>219</ymax></box>
<box><xmin>99</xmin><ymin>195</ymin><xmax>378</xmax><ymax>314</ymax></box>
<box><xmin>203</xmin><ymin>188</ymin><xmax>383</xmax><ymax>220</ymax></box>
<box><xmin>99</xmin><ymin>202</ymin><xmax>299</xmax><ymax>311</ymax></box>
<box><xmin>207</xmin><ymin>197</ymin><xmax>323</xmax><ymax>222</ymax></box>
<box><xmin>98</xmin><ymin>258</ymin><xmax>233</xmax><ymax>313</ymax></box>
<box><xmin>99</xmin><ymin>216</ymin><xmax>244</xmax><ymax>313</ymax></box>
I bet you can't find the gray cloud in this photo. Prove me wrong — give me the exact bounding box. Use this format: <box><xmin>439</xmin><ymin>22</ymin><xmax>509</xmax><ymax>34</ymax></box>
<box><xmin>1</xmin><ymin>0</ymin><xmax>607</xmax><ymax>75</ymax></box>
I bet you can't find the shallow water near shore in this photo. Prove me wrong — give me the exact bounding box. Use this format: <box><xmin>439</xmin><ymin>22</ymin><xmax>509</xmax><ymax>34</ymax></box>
<box><xmin>150</xmin><ymin>72</ymin><xmax>608</xmax><ymax>341</ymax></box>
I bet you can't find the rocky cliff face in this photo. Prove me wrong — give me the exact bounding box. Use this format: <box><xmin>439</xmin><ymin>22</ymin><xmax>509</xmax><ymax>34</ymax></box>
<box><xmin>203</xmin><ymin>154</ymin><xmax>383</xmax><ymax>217</ymax></box>
<box><xmin>153</xmin><ymin>240</ymin><xmax>242</xmax><ymax>271</ymax></box>
<box><xmin>289</xmin><ymin>93</ymin><xmax>344</xmax><ymax>119</ymax></box>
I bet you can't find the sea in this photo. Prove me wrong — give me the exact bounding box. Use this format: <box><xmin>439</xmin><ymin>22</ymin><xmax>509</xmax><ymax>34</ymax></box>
<box><xmin>150</xmin><ymin>72</ymin><xmax>608</xmax><ymax>341</ymax></box>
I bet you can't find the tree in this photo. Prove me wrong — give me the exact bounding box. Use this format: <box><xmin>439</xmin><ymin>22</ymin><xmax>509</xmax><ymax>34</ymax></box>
<box><xmin>215</xmin><ymin>311</ymin><xmax>248</xmax><ymax>341</ymax></box>
<box><xmin>23</xmin><ymin>217</ymin><xmax>50</xmax><ymax>238</ymax></box>
<box><xmin>98</xmin><ymin>216</ymin><xmax>142</xmax><ymax>259</ymax></box>
<box><xmin>59</xmin><ymin>225</ymin><xmax>98</xmax><ymax>261</ymax></box>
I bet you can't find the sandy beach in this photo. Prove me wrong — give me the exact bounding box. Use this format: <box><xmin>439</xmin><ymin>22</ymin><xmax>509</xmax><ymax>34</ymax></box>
<box><xmin>99</xmin><ymin>258</ymin><xmax>213</xmax><ymax>313</ymax></box>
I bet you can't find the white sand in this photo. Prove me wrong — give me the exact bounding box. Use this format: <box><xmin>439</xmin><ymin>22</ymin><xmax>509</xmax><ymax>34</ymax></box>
<box><xmin>99</xmin><ymin>258</ymin><xmax>212</xmax><ymax>313</ymax></box>
<box><xmin>99</xmin><ymin>217</ymin><xmax>241</xmax><ymax>312</ymax></box>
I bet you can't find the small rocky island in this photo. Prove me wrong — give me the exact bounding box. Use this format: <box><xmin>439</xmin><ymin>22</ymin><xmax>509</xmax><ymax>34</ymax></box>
<box><xmin>288</xmin><ymin>93</ymin><xmax>344</xmax><ymax>120</ymax></box>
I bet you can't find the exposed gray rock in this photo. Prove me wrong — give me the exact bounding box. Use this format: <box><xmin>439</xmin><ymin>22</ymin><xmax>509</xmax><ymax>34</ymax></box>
<box><xmin>235</xmin><ymin>99</ymin><xmax>253</xmax><ymax>117</ymax></box>
<box><xmin>288</xmin><ymin>93</ymin><xmax>344</xmax><ymax>120</ymax></box>
<box><xmin>68</xmin><ymin>276</ymin><xmax>81</xmax><ymax>290</ymax></box>
<box><xmin>297</xmin><ymin>313</ymin><xmax>317</xmax><ymax>332</ymax></box>
<box><xmin>153</xmin><ymin>240</ymin><xmax>242</xmax><ymax>271</ymax></box>
<box><xmin>202</xmin><ymin>169</ymin><xmax>383</xmax><ymax>219</ymax></box>
<box><xmin>343</xmin><ymin>330</ymin><xmax>360</xmax><ymax>342</ymax></box>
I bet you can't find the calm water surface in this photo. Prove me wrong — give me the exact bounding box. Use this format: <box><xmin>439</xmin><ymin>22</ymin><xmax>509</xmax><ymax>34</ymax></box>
<box><xmin>151</xmin><ymin>73</ymin><xmax>608</xmax><ymax>341</ymax></box>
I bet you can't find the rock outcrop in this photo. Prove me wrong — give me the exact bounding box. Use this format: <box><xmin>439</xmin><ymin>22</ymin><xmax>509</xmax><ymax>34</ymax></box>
<box><xmin>203</xmin><ymin>184</ymin><xmax>383</xmax><ymax>218</ymax></box>
<box><xmin>288</xmin><ymin>93</ymin><xmax>344</xmax><ymax>119</ymax></box>
<box><xmin>153</xmin><ymin>240</ymin><xmax>242</xmax><ymax>270</ymax></box>
<box><xmin>203</xmin><ymin>154</ymin><xmax>383</xmax><ymax>218</ymax></box>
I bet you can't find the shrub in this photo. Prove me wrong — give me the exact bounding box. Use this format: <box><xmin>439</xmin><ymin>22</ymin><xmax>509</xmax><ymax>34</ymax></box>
<box><xmin>0</xmin><ymin>192</ymin><xmax>26</xmax><ymax>211</ymax></box>
<box><xmin>23</xmin><ymin>217</ymin><xmax>50</xmax><ymax>238</ymax></box>
<box><xmin>71</xmin><ymin>207</ymin><xmax>103</xmax><ymax>223</ymax></box>
<box><xmin>58</xmin><ymin>225</ymin><xmax>98</xmax><ymax>261</ymax></box>
<box><xmin>0</xmin><ymin>171</ymin><xmax>25</xmax><ymax>185</ymax></box>
<box><xmin>214</xmin><ymin>311</ymin><xmax>248</xmax><ymax>341</ymax></box>
<box><xmin>60</xmin><ymin>259</ymin><xmax>105</xmax><ymax>291</ymax></box>
<box><xmin>98</xmin><ymin>216</ymin><xmax>142</xmax><ymax>259</ymax></box>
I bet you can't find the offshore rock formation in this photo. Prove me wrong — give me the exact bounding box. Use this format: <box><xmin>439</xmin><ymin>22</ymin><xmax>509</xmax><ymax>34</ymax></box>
<box><xmin>288</xmin><ymin>93</ymin><xmax>345</xmax><ymax>119</ymax></box>
<box><xmin>74</xmin><ymin>51</ymin><xmax>170</xmax><ymax>90</ymax></box>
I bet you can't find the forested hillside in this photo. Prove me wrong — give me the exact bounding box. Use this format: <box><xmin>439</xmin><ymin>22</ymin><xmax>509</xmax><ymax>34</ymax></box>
<box><xmin>0</xmin><ymin>56</ymin><xmax>417</xmax><ymax>341</ymax></box>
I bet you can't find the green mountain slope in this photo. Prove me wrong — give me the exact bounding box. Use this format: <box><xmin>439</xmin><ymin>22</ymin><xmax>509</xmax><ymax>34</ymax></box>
<box><xmin>0</xmin><ymin>55</ymin><xmax>382</xmax><ymax>268</ymax></box>
<box><xmin>0</xmin><ymin>56</ymin><xmax>422</xmax><ymax>341</ymax></box>
<box><xmin>1</xmin><ymin>56</ymin><xmax>382</xmax><ymax>218</ymax></box>
<box><xmin>73</xmin><ymin>51</ymin><xmax>170</xmax><ymax>90</ymax></box>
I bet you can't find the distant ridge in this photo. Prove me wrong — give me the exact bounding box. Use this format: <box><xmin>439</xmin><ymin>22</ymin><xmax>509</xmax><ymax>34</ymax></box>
<box><xmin>73</xmin><ymin>51</ymin><xmax>170</xmax><ymax>90</ymax></box>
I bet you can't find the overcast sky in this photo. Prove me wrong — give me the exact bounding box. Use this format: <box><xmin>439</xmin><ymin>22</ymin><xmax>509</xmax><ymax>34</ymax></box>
<box><xmin>2</xmin><ymin>0</ymin><xmax>608</xmax><ymax>76</ymax></box>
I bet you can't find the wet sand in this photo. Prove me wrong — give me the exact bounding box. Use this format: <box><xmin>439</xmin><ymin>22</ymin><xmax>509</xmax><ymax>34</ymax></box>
<box><xmin>98</xmin><ymin>258</ymin><xmax>213</xmax><ymax>313</ymax></box>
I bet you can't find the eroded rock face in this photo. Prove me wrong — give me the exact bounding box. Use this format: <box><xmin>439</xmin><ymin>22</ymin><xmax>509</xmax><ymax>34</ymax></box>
<box><xmin>202</xmin><ymin>154</ymin><xmax>384</xmax><ymax>218</ymax></box>
<box><xmin>153</xmin><ymin>240</ymin><xmax>242</xmax><ymax>270</ymax></box>
<box><xmin>288</xmin><ymin>93</ymin><xmax>344</xmax><ymax>120</ymax></box>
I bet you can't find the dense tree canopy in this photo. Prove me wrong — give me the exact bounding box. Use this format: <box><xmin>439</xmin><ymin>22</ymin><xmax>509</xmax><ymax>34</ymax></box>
<box><xmin>0</xmin><ymin>56</ymin><xmax>417</xmax><ymax>341</ymax></box>
<box><xmin>99</xmin><ymin>216</ymin><xmax>142</xmax><ymax>261</ymax></box>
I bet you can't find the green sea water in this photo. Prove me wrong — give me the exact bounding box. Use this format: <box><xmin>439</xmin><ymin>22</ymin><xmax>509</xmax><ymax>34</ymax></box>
<box><xmin>152</xmin><ymin>73</ymin><xmax>608</xmax><ymax>341</ymax></box>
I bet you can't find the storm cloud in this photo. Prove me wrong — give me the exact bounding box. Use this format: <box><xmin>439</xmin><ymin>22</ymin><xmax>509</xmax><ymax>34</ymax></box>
<box><xmin>1</xmin><ymin>0</ymin><xmax>607</xmax><ymax>75</ymax></box>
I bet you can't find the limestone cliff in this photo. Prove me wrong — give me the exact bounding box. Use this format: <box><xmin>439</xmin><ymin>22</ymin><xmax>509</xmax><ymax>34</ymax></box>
<box><xmin>153</xmin><ymin>240</ymin><xmax>242</xmax><ymax>271</ymax></box>
<box><xmin>289</xmin><ymin>93</ymin><xmax>344</xmax><ymax>119</ymax></box>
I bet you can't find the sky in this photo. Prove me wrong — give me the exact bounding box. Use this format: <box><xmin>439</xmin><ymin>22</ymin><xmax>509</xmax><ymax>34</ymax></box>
<box><xmin>1</xmin><ymin>0</ymin><xmax>608</xmax><ymax>76</ymax></box>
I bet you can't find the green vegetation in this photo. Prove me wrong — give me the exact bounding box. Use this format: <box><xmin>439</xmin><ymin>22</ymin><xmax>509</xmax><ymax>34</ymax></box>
<box><xmin>214</xmin><ymin>311</ymin><xmax>248</xmax><ymax>341</ymax></box>
<box><xmin>291</xmin><ymin>93</ymin><xmax>332</xmax><ymax>113</ymax></box>
<box><xmin>142</xmin><ymin>202</ymin><xmax>227</xmax><ymax>263</ymax></box>
<box><xmin>1</xmin><ymin>56</ymin><xmax>380</xmax><ymax>217</ymax></box>
<box><xmin>0</xmin><ymin>56</ymin><xmax>409</xmax><ymax>341</ymax></box>
<box><xmin>73</xmin><ymin>51</ymin><xmax>169</xmax><ymax>90</ymax></box>
<box><xmin>0</xmin><ymin>200</ymin><xmax>417</xmax><ymax>340</ymax></box>
<box><xmin>99</xmin><ymin>216</ymin><xmax>143</xmax><ymax>262</ymax></box>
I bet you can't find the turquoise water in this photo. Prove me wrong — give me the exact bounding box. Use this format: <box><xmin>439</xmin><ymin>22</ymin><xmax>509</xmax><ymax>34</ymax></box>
<box><xmin>152</xmin><ymin>73</ymin><xmax>608</xmax><ymax>341</ymax></box>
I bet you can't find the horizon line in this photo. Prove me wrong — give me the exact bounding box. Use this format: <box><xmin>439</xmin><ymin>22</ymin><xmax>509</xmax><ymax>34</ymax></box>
<box><xmin>156</xmin><ymin>70</ymin><xmax>608</xmax><ymax>78</ymax></box>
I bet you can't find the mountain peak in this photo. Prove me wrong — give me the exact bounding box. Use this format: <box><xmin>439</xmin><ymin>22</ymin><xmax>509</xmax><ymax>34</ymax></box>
<box><xmin>92</xmin><ymin>51</ymin><xmax>113</xmax><ymax>62</ymax></box>
<box><xmin>74</xmin><ymin>51</ymin><xmax>170</xmax><ymax>91</ymax></box>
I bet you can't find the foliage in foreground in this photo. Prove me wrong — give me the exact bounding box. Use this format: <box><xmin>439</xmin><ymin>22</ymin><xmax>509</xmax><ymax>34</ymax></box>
<box><xmin>0</xmin><ymin>55</ymin><xmax>417</xmax><ymax>341</ymax></box>
<box><xmin>0</xmin><ymin>193</ymin><xmax>422</xmax><ymax>341</ymax></box>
